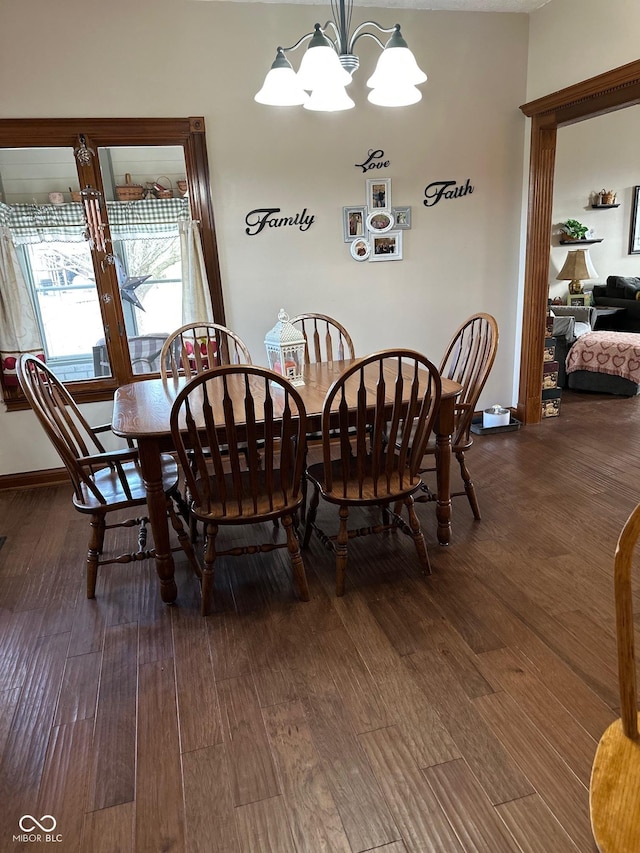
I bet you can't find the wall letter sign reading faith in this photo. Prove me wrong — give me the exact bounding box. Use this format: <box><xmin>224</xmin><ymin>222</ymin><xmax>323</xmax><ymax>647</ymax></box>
<box><xmin>245</xmin><ymin>207</ymin><xmax>315</xmax><ymax>236</ymax></box>
<box><xmin>423</xmin><ymin>179</ymin><xmax>474</xmax><ymax>207</ymax></box>
<box><xmin>355</xmin><ymin>149</ymin><xmax>390</xmax><ymax>174</ymax></box>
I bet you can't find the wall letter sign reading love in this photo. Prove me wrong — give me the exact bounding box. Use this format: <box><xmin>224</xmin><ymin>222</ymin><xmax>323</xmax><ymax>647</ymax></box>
<box><xmin>355</xmin><ymin>149</ymin><xmax>390</xmax><ymax>173</ymax></box>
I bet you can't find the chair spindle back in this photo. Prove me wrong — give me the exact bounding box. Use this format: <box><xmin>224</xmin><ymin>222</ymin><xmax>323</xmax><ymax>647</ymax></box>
<box><xmin>17</xmin><ymin>355</ymin><xmax>120</xmax><ymax>505</ymax></box>
<box><xmin>170</xmin><ymin>366</ymin><xmax>307</xmax><ymax>519</ymax></box>
<box><xmin>290</xmin><ymin>313</ymin><xmax>355</xmax><ymax>365</ymax></box>
<box><xmin>440</xmin><ymin>313</ymin><xmax>498</xmax><ymax>446</ymax></box>
<box><xmin>160</xmin><ymin>322</ymin><xmax>252</xmax><ymax>381</ymax></box>
<box><xmin>321</xmin><ymin>350</ymin><xmax>441</xmax><ymax>500</ymax></box>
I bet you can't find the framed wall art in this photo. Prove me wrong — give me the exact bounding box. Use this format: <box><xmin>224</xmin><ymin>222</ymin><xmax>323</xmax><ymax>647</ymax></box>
<box><xmin>366</xmin><ymin>209</ymin><xmax>394</xmax><ymax>234</ymax></box>
<box><xmin>350</xmin><ymin>237</ymin><xmax>371</xmax><ymax>261</ymax></box>
<box><xmin>370</xmin><ymin>231</ymin><xmax>402</xmax><ymax>261</ymax></box>
<box><xmin>567</xmin><ymin>293</ymin><xmax>590</xmax><ymax>307</ymax></box>
<box><xmin>366</xmin><ymin>177</ymin><xmax>391</xmax><ymax>210</ymax></box>
<box><xmin>343</xmin><ymin>206</ymin><xmax>366</xmax><ymax>242</ymax></box>
<box><xmin>392</xmin><ymin>206</ymin><xmax>411</xmax><ymax>229</ymax></box>
<box><xmin>629</xmin><ymin>185</ymin><xmax>640</xmax><ymax>254</ymax></box>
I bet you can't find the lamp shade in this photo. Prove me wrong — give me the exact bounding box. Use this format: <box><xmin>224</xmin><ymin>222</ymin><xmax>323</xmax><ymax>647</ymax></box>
<box><xmin>255</xmin><ymin>51</ymin><xmax>309</xmax><ymax>105</ymax></box>
<box><xmin>296</xmin><ymin>27</ymin><xmax>352</xmax><ymax>91</ymax></box>
<box><xmin>556</xmin><ymin>249</ymin><xmax>598</xmax><ymax>281</ymax></box>
<box><xmin>368</xmin><ymin>84</ymin><xmax>422</xmax><ymax>107</ymax></box>
<box><xmin>366</xmin><ymin>30</ymin><xmax>427</xmax><ymax>89</ymax></box>
<box><xmin>304</xmin><ymin>83</ymin><xmax>355</xmax><ymax>112</ymax></box>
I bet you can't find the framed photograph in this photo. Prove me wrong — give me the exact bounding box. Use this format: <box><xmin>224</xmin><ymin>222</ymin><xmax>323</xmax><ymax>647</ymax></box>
<box><xmin>370</xmin><ymin>231</ymin><xmax>402</xmax><ymax>261</ymax></box>
<box><xmin>366</xmin><ymin>177</ymin><xmax>391</xmax><ymax>211</ymax></box>
<box><xmin>392</xmin><ymin>206</ymin><xmax>411</xmax><ymax>229</ymax></box>
<box><xmin>343</xmin><ymin>205</ymin><xmax>366</xmax><ymax>242</ymax></box>
<box><xmin>350</xmin><ymin>237</ymin><xmax>371</xmax><ymax>261</ymax></box>
<box><xmin>366</xmin><ymin>209</ymin><xmax>394</xmax><ymax>234</ymax></box>
<box><xmin>567</xmin><ymin>293</ymin><xmax>589</xmax><ymax>306</ymax></box>
<box><xmin>629</xmin><ymin>185</ymin><xmax>640</xmax><ymax>254</ymax></box>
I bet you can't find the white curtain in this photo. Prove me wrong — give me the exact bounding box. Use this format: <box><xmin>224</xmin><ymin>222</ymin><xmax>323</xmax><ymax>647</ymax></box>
<box><xmin>0</xmin><ymin>226</ymin><xmax>45</xmax><ymax>387</ymax></box>
<box><xmin>179</xmin><ymin>220</ymin><xmax>213</xmax><ymax>324</ymax></box>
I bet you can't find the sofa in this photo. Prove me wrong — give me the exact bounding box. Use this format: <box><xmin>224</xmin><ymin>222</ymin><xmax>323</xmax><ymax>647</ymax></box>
<box><xmin>550</xmin><ymin>305</ymin><xmax>596</xmax><ymax>387</ymax></box>
<box><xmin>591</xmin><ymin>276</ymin><xmax>640</xmax><ymax>331</ymax></box>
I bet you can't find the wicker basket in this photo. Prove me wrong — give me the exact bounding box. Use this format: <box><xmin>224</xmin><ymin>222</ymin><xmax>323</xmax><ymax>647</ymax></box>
<box><xmin>116</xmin><ymin>173</ymin><xmax>144</xmax><ymax>201</ymax></box>
<box><xmin>70</xmin><ymin>190</ymin><xmax>82</xmax><ymax>203</ymax></box>
<box><xmin>154</xmin><ymin>176</ymin><xmax>173</xmax><ymax>199</ymax></box>
<box><xmin>145</xmin><ymin>176</ymin><xmax>173</xmax><ymax>199</ymax></box>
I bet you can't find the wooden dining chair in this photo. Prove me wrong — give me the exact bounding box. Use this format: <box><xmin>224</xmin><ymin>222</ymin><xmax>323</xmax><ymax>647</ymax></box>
<box><xmin>290</xmin><ymin>313</ymin><xmax>357</xmax><ymax>499</ymax></box>
<box><xmin>289</xmin><ymin>313</ymin><xmax>355</xmax><ymax>364</ymax></box>
<box><xmin>303</xmin><ymin>349</ymin><xmax>442</xmax><ymax>596</ymax></box>
<box><xmin>414</xmin><ymin>313</ymin><xmax>498</xmax><ymax>519</ymax></box>
<box><xmin>590</xmin><ymin>501</ymin><xmax>640</xmax><ymax>852</ymax></box>
<box><xmin>17</xmin><ymin>354</ymin><xmax>199</xmax><ymax>599</ymax></box>
<box><xmin>170</xmin><ymin>365</ymin><xmax>310</xmax><ymax>615</ymax></box>
<box><xmin>159</xmin><ymin>321</ymin><xmax>252</xmax><ymax>380</ymax></box>
<box><xmin>161</xmin><ymin>321</ymin><xmax>255</xmax><ymax>538</ymax></box>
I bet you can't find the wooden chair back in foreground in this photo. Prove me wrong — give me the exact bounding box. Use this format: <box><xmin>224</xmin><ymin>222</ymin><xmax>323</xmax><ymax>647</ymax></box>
<box><xmin>160</xmin><ymin>321</ymin><xmax>252</xmax><ymax>381</ymax></box>
<box><xmin>289</xmin><ymin>313</ymin><xmax>355</xmax><ymax>364</ymax></box>
<box><xmin>590</xmin><ymin>501</ymin><xmax>640</xmax><ymax>852</ymax></box>
<box><xmin>170</xmin><ymin>365</ymin><xmax>310</xmax><ymax>615</ymax></box>
<box><xmin>417</xmin><ymin>312</ymin><xmax>498</xmax><ymax>519</ymax></box>
<box><xmin>17</xmin><ymin>354</ymin><xmax>198</xmax><ymax>599</ymax></box>
<box><xmin>303</xmin><ymin>349</ymin><xmax>442</xmax><ymax>596</ymax></box>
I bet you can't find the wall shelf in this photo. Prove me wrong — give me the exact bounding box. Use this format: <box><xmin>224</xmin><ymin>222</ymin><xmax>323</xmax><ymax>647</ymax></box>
<box><xmin>591</xmin><ymin>204</ymin><xmax>620</xmax><ymax>209</ymax></box>
<box><xmin>559</xmin><ymin>238</ymin><xmax>603</xmax><ymax>245</ymax></box>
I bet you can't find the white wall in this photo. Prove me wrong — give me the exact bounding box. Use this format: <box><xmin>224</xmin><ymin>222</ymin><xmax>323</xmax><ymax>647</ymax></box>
<box><xmin>527</xmin><ymin>0</ymin><xmax>640</xmax><ymax>101</ymax></box>
<box><xmin>1</xmin><ymin>0</ymin><xmax>531</xmax><ymax>475</ymax></box>
<box><xmin>549</xmin><ymin>107</ymin><xmax>640</xmax><ymax>302</ymax></box>
<box><xmin>527</xmin><ymin>0</ymin><xmax>640</xmax><ymax>303</ymax></box>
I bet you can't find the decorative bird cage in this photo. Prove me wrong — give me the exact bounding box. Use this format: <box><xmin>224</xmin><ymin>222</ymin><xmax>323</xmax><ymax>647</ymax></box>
<box><xmin>264</xmin><ymin>308</ymin><xmax>306</xmax><ymax>386</ymax></box>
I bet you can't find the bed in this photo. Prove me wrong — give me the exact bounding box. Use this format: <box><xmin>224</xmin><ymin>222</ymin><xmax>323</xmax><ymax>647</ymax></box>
<box><xmin>565</xmin><ymin>330</ymin><xmax>640</xmax><ymax>396</ymax></box>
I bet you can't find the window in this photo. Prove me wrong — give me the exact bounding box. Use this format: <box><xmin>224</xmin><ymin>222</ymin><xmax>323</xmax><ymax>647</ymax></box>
<box><xmin>0</xmin><ymin>118</ymin><xmax>224</xmax><ymax>407</ymax></box>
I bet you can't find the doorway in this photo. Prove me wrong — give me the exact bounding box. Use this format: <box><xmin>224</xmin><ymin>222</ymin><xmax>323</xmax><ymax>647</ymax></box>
<box><xmin>517</xmin><ymin>60</ymin><xmax>640</xmax><ymax>424</ymax></box>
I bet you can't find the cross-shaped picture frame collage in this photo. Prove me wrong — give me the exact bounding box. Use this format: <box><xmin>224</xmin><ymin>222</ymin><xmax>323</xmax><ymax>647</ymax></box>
<box><xmin>343</xmin><ymin>178</ymin><xmax>411</xmax><ymax>262</ymax></box>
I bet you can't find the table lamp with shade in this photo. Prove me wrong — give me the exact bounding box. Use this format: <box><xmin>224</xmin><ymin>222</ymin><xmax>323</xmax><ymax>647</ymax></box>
<box><xmin>556</xmin><ymin>248</ymin><xmax>598</xmax><ymax>294</ymax></box>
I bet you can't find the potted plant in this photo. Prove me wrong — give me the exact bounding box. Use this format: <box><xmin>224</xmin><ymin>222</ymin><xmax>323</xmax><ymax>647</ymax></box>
<box><xmin>561</xmin><ymin>219</ymin><xmax>589</xmax><ymax>241</ymax></box>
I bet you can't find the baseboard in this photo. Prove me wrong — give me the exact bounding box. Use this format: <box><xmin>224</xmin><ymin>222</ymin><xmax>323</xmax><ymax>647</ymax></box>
<box><xmin>0</xmin><ymin>467</ymin><xmax>68</xmax><ymax>491</ymax></box>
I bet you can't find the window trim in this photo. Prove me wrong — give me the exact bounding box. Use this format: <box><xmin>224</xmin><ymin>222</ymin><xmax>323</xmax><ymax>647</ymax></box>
<box><xmin>0</xmin><ymin>117</ymin><xmax>224</xmax><ymax>410</ymax></box>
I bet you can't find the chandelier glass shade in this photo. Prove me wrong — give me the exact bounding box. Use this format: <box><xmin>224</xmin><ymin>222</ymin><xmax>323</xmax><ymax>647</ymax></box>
<box><xmin>254</xmin><ymin>0</ymin><xmax>427</xmax><ymax>112</ymax></box>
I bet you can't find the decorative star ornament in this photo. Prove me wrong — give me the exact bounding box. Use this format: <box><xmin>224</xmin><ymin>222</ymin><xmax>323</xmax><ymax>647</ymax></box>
<box><xmin>114</xmin><ymin>256</ymin><xmax>150</xmax><ymax>311</ymax></box>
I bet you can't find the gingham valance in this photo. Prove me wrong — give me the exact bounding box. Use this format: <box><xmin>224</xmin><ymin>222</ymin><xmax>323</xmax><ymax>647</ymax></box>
<box><xmin>0</xmin><ymin>197</ymin><xmax>191</xmax><ymax>244</ymax></box>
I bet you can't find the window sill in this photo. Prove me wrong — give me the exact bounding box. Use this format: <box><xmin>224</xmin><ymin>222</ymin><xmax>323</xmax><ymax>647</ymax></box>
<box><xmin>3</xmin><ymin>383</ymin><xmax>118</xmax><ymax>412</ymax></box>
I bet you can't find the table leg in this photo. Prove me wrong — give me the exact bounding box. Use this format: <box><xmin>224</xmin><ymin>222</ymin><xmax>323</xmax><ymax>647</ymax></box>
<box><xmin>137</xmin><ymin>437</ymin><xmax>177</xmax><ymax>603</ymax></box>
<box><xmin>434</xmin><ymin>397</ymin><xmax>454</xmax><ymax>546</ymax></box>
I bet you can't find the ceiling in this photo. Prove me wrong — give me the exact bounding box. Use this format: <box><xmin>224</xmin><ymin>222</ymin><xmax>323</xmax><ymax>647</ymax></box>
<box><xmin>198</xmin><ymin>0</ymin><xmax>552</xmax><ymax>10</ymax></box>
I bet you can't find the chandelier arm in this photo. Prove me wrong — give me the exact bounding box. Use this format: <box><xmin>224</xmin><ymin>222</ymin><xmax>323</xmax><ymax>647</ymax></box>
<box><xmin>322</xmin><ymin>20</ymin><xmax>341</xmax><ymax>51</ymax></box>
<box><xmin>278</xmin><ymin>31</ymin><xmax>316</xmax><ymax>54</ymax></box>
<box><xmin>348</xmin><ymin>21</ymin><xmax>398</xmax><ymax>54</ymax></box>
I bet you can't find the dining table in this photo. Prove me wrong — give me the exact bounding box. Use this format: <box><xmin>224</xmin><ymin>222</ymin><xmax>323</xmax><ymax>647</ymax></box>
<box><xmin>111</xmin><ymin>359</ymin><xmax>462</xmax><ymax>603</ymax></box>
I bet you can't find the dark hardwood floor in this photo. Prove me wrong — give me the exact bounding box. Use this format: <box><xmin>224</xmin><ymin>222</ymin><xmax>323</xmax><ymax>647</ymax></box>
<box><xmin>1</xmin><ymin>388</ymin><xmax>639</xmax><ymax>852</ymax></box>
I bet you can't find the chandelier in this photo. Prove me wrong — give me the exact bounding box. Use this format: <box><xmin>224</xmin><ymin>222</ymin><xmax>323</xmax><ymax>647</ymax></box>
<box><xmin>254</xmin><ymin>0</ymin><xmax>427</xmax><ymax>112</ymax></box>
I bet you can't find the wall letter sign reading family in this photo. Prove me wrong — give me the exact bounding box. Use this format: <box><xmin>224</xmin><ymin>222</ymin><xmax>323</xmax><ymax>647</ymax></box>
<box><xmin>245</xmin><ymin>207</ymin><xmax>315</xmax><ymax>236</ymax></box>
<box><xmin>423</xmin><ymin>179</ymin><xmax>474</xmax><ymax>207</ymax></box>
<box><xmin>355</xmin><ymin>149</ymin><xmax>390</xmax><ymax>174</ymax></box>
